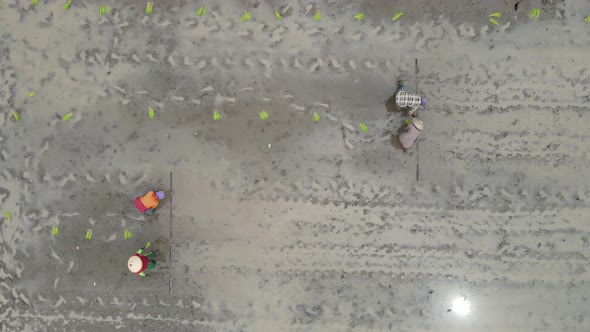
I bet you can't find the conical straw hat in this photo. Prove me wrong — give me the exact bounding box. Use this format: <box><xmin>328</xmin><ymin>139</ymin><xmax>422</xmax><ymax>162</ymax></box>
<box><xmin>412</xmin><ymin>118</ymin><xmax>424</xmax><ymax>131</ymax></box>
<box><xmin>128</xmin><ymin>255</ymin><xmax>142</xmax><ymax>273</ymax></box>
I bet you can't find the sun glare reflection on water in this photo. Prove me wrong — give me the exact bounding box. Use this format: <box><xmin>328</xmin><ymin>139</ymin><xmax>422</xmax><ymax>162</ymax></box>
<box><xmin>451</xmin><ymin>297</ymin><xmax>471</xmax><ymax>317</ymax></box>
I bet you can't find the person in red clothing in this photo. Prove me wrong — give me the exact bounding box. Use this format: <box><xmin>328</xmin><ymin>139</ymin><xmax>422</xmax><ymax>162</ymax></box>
<box><xmin>127</xmin><ymin>243</ymin><xmax>156</xmax><ymax>277</ymax></box>
<box><xmin>134</xmin><ymin>190</ymin><xmax>165</xmax><ymax>213</ymax></box>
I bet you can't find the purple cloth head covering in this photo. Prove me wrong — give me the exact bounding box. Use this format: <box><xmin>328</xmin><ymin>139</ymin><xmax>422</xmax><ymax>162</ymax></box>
<box><xmin>155</xmin><ymin>191</ymin><xmax>165</xmax><ymax>200</ymax></box>
<box><xmin>420</xmin><ymin>98</ymin><xmax>428</xmax><ymax>106</ymax></box>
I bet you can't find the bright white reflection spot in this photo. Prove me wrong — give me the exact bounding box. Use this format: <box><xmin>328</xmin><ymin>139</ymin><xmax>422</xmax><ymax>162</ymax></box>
<box><xmin>451</xmin><ymin>297</ymin><xmax>471</xmax><ymax>317</ymax></box>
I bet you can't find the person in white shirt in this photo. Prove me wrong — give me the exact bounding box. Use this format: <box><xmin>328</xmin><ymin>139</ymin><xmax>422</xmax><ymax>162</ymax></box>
<box><xmin>395</xmin><ymin>81</ymin><xmax>428</xmax><ymax>116</ymax></box>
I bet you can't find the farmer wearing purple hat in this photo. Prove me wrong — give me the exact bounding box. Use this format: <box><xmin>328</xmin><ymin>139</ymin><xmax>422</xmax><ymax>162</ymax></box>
<box><xmin>134</xmin><ymin>190</ymin><xmax>165</xmax><ymax>213</ymax></box>
<box><xmin>395</xmin><ymin>80</ymin><xmax>428</xmax><ymax>116</ymax></box>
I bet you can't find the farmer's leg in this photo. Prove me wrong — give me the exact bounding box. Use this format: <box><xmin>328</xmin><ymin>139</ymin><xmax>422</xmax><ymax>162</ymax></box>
<box><xmin>145</xmin><ymin>251</ymin><xmax>155</xmax><ymax>259</ymax></box>
<box><xmin>148</xmin><ymin>261</ymin><xmax>156</xmax><ymax>270</ymax></box>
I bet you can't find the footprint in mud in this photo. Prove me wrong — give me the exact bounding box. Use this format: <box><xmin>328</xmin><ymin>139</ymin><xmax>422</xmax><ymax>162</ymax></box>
<box><xmin>0</xmin><ymin>187</ymin><xmax>10</xmax><ymax>203</ymax></box>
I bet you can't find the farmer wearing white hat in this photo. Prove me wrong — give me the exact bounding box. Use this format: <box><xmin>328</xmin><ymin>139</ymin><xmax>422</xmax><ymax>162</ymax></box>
<box><xmin>128</xmin><ymin>243</ymin><xmax>156</xmax><ymax>277</ymax></box>
<box><xmin>399</xmin><ymin>117</ymin><xmax>424</xmax><ymax>151</ymax></box>
<box><xmin>395</xmin><ymin>80</ymin><xmax>428</xmax><ymax>116</ymax></box>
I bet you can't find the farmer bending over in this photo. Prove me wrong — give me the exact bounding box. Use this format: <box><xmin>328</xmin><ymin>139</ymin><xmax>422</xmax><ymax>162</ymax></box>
<box><xmin>134</xmin><ymin>190</ymin><xmax>165</xmax><ymax>213</ymax></box>
<box><xmin>395</xmin><ymin>80</ymin><xmax>428</xmax><ymax>116</ymax></box>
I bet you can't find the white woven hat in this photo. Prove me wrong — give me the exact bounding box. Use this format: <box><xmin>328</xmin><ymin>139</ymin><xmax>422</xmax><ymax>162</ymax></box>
<box><xmin>128</xmin><ymin>255</ymin><xmax>142</xmax><ymax>273</ymax></box>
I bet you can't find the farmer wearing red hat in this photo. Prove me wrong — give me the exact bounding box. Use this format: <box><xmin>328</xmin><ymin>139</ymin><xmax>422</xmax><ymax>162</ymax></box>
<box><xmin>128</xmin><ymin>243</ymin><xmax>156</xmax><ymax>277</ymax></box>
<box><xmin>134</xmin><ymin>190</ymin><xmax>165</xmax><ymax>213</ymax></box>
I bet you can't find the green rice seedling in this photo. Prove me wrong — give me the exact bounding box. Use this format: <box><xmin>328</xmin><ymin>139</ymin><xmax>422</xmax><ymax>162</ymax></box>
<box><xmin>359</xmin><ymin>122</ymin><xmax>368</xmax><ymax>132</ymax></box>
<box><xmin>392</xmin><ymin>11</ymin><xmax>403</xmax><ymax>21</ymax></box>
<box><xmin>99</xmin><ymin>4</ymin><xmax>111</xmax><ymax>16</ymax></box>
<box><xmin>63</xmin><ymin>112</ymin><xmax>73</xmax><ymax>121</ymax></box>
<box><xmin>240</xmin><ymin>11</ymin><xmax>251</xmax><ymax>22</ymax></box>
<box><xmin>313</xmin><ymin>112</ymin><xmax>320</xmax><ymax>123</ymax></box>
<box><xmin>314</xmin><ymin>10</ymin><xmax>320</xmax><ymax>21</ymax></box>
<box><xmin>213</xmin><ymin>110</ymin><xmax>222</xmax><ymax>120</ymax></box>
